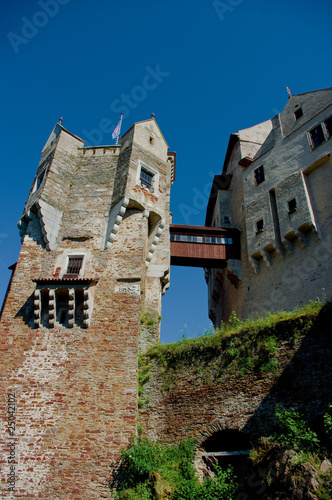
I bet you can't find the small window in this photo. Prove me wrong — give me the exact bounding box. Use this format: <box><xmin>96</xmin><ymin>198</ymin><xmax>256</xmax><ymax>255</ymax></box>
<box><xmin>309</xmin><ymin>125</ymin><xmax>325</xmax><ymax>148</ymax></box>
<box><xmin>34</xmin><ymin>169</ymin><xmax>46</xmax><ymax>192</ymax></box>
<box><xmin>287</xmin><ymin>198</ymin><xmax>297</xmax><ymax>214</ymax></box>
<box><xmin>294</xmin><ymin>108</ymin><xmax>303</xmax><ymax>120</ymax></box>
<box><xmin>223</xmin><ymin>215</ymin><xmax>230</xmax><ymax>224</ymax></box>
<box><xmin>170</xmin><ymin>234</ymin><xmax>175</xmax><ymax>241</ymax></box>
<box><xmin>175</xmin><ymin>234</ymin><xmax>181</xmax><ymax>241</ymax></box>
<box><xmin>149</xmin><ymin>136</ymin><xmax>155</xmax><ymax>145</ymax></box>
<box><xmin>256</xmin><ymin>219</ymin><xmax>264</xmax><ymax>233</ymax></box>
<box><xmin>66</xmin><ymin>257</ymin><xmax>83</xmax><ymax>275</ymax></box>
<box><xmin>254</xmin><ymin>166</ymin><xmax>265</xmax><ymax>186</ymax></box>
<box><xmin>227</xmin><ymin>238</ymin><xmax>233</xmax><ymax>244</ymax></box>
<box><xmin>140</xmin><ymin>168</ymin><xmax>154</xmax><ymax>190</ymax></box>
<box><xmin>205</xmin><ymin>237</ymin><xmax>211</xmax><ymax>243</ymax></box>
<box><xmin>193</xmin><ymin>236</ymin><xmax>203</xmax><ymax>243</ymax></box>
<box><xmin>324</xmin><ymin>116</ymin><xmax>332</xmax><ymax>138</ymax></box>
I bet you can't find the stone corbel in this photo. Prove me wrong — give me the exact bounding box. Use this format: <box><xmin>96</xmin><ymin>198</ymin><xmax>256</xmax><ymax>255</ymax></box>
<box><xmin>68</xmin><ymin>289</ymin><xmax>75</xmax><ymax>328</ymax></box>
<box><xmin>295</xmin><ymin>229</ymin><xmax>306</xmax><ymax>248</ymax></box>
<box><xmin>261</xmin><ymin>250</ymin><xmax>272</xmax><ymax>269</ymax></box>
<box><xmin>249</xmin><ymin>256</ymin><xmax>260</xmax><ymax>274</ymax></box>
<box><xmin>273</xmin><ymin>244</ymin><xmax>284</xmax><ymax>260</ymax></box>
<box><xmin>145</xmin><ymin>219</ymin><xmax>165</xmax><ymax>268</ymax></box>
<box><xmin>83</xmin><ymin>289</ymin><xmax>90</xmax><ymax>328</ymax></box>
<box><xmin>282</xmin><ymin>238</ymin><xmax>293</xmax><ymax>256</ymax></box>
<box><xmin>34</xmin><ymin>289</ymin><xmax>40</xmax><ymax>328</ymax></box>
<box><xmin>226</xmin><ymin>259</ymin><xmax>242</xmax><ymax>287</ymax></box>
<box><xmin>106</xmin><ymin>197</ymin><xmax>129</xmax><ymax>248</ymax></box>
<box><xmin>49</xmin><ymin>289</ymin><xmax>55</xmax><ymax>327</ymax></box>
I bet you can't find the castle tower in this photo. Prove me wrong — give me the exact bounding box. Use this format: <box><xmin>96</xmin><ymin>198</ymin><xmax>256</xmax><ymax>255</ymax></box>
<box><xmin>0</xmin><ymin>118</ymin><xmax>175</xmax><ymax>498</ymax></box>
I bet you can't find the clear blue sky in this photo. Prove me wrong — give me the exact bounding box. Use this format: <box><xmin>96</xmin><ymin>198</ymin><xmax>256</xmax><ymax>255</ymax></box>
<box><xmin>1</xmin><ymin>0</ymin><xmax>332</xmax><ymax>343</ymax></box>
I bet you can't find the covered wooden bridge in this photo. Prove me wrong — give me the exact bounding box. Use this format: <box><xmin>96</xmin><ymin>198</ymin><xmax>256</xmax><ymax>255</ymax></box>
<box><xmin>170</xmin><ymin>224</ymin><xmax>240</xmax><ymax>268</ymax></box>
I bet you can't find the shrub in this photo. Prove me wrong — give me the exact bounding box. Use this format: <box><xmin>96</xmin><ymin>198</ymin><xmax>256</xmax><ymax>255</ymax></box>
<box><xmin>111</xmin><ymin>437</ymin><xmax>239</xmax><ymax>499</ymax></box>
<box><xmin>271</xmin><ymin>405</ymin><xmax>319</xmax><ymax>451</ymax></box>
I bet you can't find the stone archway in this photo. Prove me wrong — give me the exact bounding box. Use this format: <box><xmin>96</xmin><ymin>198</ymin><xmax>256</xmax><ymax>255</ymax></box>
<box><xmin>194</xmin><ymin>420</ymin><xmax>251</xmax><ymax>480</ymax></box>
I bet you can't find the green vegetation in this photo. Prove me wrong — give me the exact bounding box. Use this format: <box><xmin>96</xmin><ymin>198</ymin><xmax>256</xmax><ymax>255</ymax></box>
<box><xmin>114</xmin><ymin>300</ymin><xmax>332</xmax><ymax>499</ymax></box>
<box><xmin>110</xmin><ymin>437</ymin><xmax>238</xmax><ymax>499</ymax></box>
<box><xmin>112</xmin><ymin>404</ymin><xmax>332</xmax><ymax>499</ymax></box>
<box><xmin>143</xmin><ymin>300</ymin><xmax>325</xmax><ymax>391</ymax></box>
<box><xmin>247</xmin><ymin>404</ymin><xmax>332</xmax><ymax>499</ymax></box>
<box><xmin>138</xmin><ymin>352</ymin><xmax>151</xmax><ymax>408</ymax></box>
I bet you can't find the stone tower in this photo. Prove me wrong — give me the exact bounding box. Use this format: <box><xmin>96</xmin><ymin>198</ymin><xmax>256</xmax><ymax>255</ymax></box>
<box><xmin>0</xmin><ymin>118</ymin><xmax>175</xmax><ymax>498</ymax></box>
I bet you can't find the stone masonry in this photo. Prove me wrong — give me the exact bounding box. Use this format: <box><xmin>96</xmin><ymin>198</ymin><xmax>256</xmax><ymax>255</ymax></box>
<box><xmin>206</xmin><ymin>87</ymin><xmax>332</xmax><ymax>325</ymax></box>
<box><xmin>0</xmin><ymin>118</ymin><xmax>175</xmax><ymax>499</ymax></box>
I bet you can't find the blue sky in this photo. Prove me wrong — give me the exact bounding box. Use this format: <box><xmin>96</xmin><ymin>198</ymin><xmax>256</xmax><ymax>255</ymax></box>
<box><xmin>1</xmin><ymin>0</ymin><xmax>332</xmax><ymax>343</ymax></box>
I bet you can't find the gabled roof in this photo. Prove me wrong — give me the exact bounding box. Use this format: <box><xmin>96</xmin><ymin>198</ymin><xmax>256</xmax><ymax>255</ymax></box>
<box><xmin>279</xmin><ymin>87</ymin><xmax>332</xmax><ymax>137</ymax></box>
<box><xmin>42</xmin><ymin>122</ymin><xmax>84</xmax><ymax>153</ymax></box>
<box><xmin>120</xmin><ymin>117</ymin><xmax>169</xmax><ymax>148</ymax></box>
<box><xmin>222</xmin><ymin>119</ymin><xmax>272</xmax><ymax>173</ymax></box>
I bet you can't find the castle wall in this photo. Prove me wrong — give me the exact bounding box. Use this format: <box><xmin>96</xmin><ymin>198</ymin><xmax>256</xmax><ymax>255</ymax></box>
<box><xmin>207</xmin><ymin>91</ymin><xmax>332</xmax><ymax>323</ymax></box>
<box><xmin>140</xmin><ymin>306</ymin><xmax>332</xmax><ymax>466</ymax></box>
<box><xmin>0</xmin><ymin>120</ymin><xmax>172</xmax><ymax>499</ymax></box>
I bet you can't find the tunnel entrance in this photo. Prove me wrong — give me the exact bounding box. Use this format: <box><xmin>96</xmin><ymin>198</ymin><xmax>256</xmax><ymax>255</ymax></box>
<box><xmin>201</xmin><ymin>429</ymin><xmax>251</xmax><ymax>476</ymax></box>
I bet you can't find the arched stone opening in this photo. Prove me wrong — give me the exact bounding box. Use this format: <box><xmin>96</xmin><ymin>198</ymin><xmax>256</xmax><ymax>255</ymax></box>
<box><xmin>201</xmin><ymin>429</ymin><xmax>251</xmax><ymax>477</ymax></box>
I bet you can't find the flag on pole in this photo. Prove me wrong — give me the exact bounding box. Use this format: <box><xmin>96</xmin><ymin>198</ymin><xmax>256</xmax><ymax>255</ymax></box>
<box><xmin>112</xmin><ymin>112</ymin><xmax>123</xmax><ymax>145</ymax></box>
<box><xmin>286</xmin><ymin>86</ymin><xmax>292</xmax><ymax>96</ymax></box>
<box><xmin>112</xmin><ymin>121</ymin><xmax>121</xmax><ymax>140</ymax></box>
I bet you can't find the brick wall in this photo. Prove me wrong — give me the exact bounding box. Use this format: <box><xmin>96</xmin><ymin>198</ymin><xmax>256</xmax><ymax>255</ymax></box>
<box><xmin>0</xmin><ymin>119</ymin><xmax>172</xmax><ymax>499</ymax></box>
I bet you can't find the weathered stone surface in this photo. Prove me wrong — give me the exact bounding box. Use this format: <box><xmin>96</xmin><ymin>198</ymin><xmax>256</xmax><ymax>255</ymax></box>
<box><xmin>0</xmin><ymin>119</ymin><xmax>173</xmax><ymax>499</ymax></box>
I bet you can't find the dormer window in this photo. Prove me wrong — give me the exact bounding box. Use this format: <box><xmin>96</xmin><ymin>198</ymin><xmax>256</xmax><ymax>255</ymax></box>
<box><xmin>294</xmin><ymin>108</ymin><xmax>303</xmax><ymax>120</ymax></box>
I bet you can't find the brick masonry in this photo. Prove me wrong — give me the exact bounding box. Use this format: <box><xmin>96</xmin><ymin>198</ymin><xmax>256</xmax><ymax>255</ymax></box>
<box><xmin>0</xmin><ymin>119</ymin><xmax>173</xmax><ymax>499</ymax></box>
<box><xmin>140</xmin><ymin>307</ymin><xmax>332</xmax><ymax>477</ymax></box>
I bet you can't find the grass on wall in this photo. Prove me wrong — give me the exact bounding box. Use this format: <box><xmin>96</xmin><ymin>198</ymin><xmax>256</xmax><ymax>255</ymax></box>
<box><xmin>142</xmin><ymin>300</ymin><xmax>329</xmax><ymax>391</ymax></box>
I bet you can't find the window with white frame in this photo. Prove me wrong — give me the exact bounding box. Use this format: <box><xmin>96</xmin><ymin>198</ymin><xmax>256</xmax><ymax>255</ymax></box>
<box><xmin>138</xmin><ymin>162</ymin><xmax>159</xmax><ymax>193</ymax></box>
<box><xmin>63</xmin><ymin>255</ymin><xmax>84</xmax><ymax>278</ymax></box>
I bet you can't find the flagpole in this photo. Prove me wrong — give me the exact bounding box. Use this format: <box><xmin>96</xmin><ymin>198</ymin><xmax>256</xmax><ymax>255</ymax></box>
<box><xmin>116</xmin><ymin>112</ymin><xmax>124</xmax><ymax>146</ymax></box>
